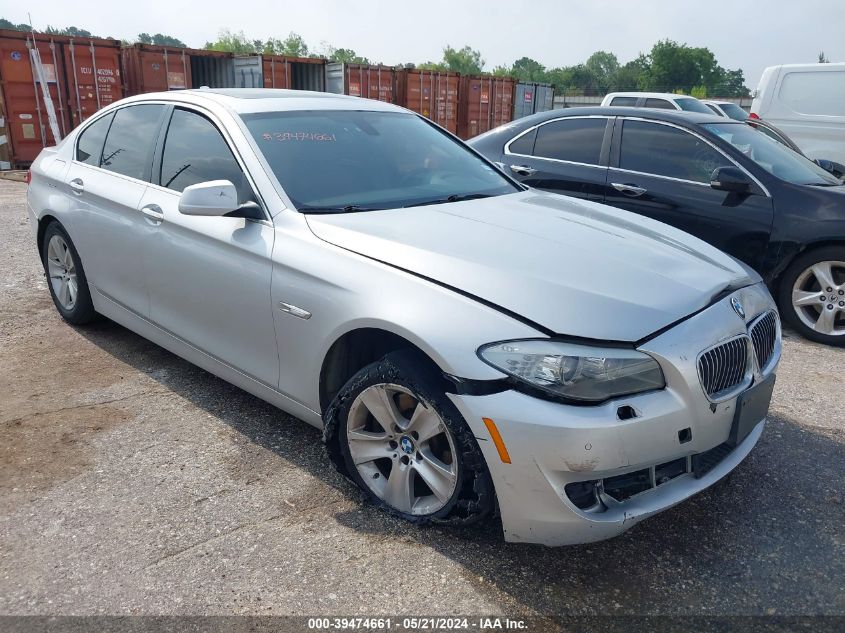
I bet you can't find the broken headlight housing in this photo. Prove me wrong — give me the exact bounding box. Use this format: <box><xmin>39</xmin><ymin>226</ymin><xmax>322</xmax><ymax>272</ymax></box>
<box><xmin>478</xmin><ymin>340</ymin><xmax>665</xmax><ymax>403</ymax></box>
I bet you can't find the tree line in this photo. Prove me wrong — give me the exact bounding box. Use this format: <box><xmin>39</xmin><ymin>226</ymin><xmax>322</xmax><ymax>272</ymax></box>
<box><xmin>3</xmin><ymin>18</ymin><xmax>751</xmax><ymax>97</ymax></box>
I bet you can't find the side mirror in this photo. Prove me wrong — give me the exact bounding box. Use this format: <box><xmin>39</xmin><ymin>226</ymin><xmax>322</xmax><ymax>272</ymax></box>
<box><xmin>710</xmin><ymin>166</ymin><xmax>752</xmax><ymax>193</ymax></box>
<box><xmin>814</xmin><ymin>159</ymin><xmax>845</xmax><ymax>179</ymax></box>
<box><xmin>178</xmin><ymin>180</ymin><xmax>239</xmax><ymax>216</ymax></box>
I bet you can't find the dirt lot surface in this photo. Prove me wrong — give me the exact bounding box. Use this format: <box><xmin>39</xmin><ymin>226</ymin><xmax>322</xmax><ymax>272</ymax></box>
<box><xmin>1</xmin><ymin>180</ymin><xmax>843</xmax><ymax>618</ymax></box>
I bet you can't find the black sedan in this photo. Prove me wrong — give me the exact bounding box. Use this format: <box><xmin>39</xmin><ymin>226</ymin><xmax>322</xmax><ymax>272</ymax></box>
<box><xmin>469</xmin><ymin>107</ymin><xmax>845</xmax><ymax>346</ymax></box>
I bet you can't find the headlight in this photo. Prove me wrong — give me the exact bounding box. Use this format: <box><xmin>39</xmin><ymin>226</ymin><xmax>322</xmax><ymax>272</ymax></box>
<box><xmin>478</xmin><ymin>340</ymin><xmax>665</xmax><ymax>403</ymax></box>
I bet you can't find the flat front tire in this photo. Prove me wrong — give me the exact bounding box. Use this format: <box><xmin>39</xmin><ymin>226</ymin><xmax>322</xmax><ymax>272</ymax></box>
<box><xmin>324</xmin><ymin>350</ymin><xmax>495</xmax><ymax>525</ymax></box>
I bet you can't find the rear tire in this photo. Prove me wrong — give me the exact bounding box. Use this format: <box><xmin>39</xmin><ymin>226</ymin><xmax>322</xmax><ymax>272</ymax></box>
<box><xmin>41</xmin><ymin>221</ymin><xmax>97</xmax><ymax>325</ymax></box>
<box><xmin>323</xmin><ymin>350</ymin><xmax>495</xmax><ymax>525</ymax></box>
<box><xmin>777</xmin><ymin>246</ymin><xmax>845</xmax><ymax>346</ymax></box>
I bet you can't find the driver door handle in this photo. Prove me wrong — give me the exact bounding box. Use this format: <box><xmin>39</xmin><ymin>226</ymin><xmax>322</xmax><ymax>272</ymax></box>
<box><xmin>611</xmin><ymin>182</ymin><xmax>648</xmax><ymax>197</ymax></box>
<box><xmin>140</xmin><ymin>204</ymin><xmax>164</xmax><ymax>223</ymax></box>
<box><xmin>68</xmin><ymin>178</ymin><xmax>84</xmax><ymax>195</ymax></box>
<box><xmin>510</xmin><ymin>164</ymin><xmax>537</xmax><ymax>176</ymax></box>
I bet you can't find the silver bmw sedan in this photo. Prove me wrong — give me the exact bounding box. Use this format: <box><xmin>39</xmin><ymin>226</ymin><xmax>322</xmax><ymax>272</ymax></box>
<box><xmin>25</xmin><ymin>89</ymin><xmax>781</xmax><ymax>546</ymax></box>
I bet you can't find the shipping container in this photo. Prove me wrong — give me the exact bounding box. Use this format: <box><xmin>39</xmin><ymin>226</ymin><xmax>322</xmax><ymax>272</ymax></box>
<box><xmin>233</xmin><ymin>55</ymin><xmax>263</xmax><ymax>88</ymax></box>
<box><xmin>263</xmin><ymin>55</ymin><xmax>325</xmax><ymax>91</ymax></box>
<box><xmin>513</xmin><ymin>82</ymin><xmax>554</xmax><ymax>120</ymax></box>
<box><xmin>63</xmin><ymin>38</ymin><xmax>122</xmax><ymax>128</ymax></box>
<box><xmin>189</xmin><ymin>48</ymin><xmax>235</xmax><ymax>88</ymax></box>
<box><xmin>397</xmin><ymin>69</ymin><xmax>459</xmax><ymax>134</ymax></box>
<box><xmin>121</xmin><ymin>43</ymin><xmax>191</xmax><ymax>95</ymax></box>
<box><xmin>325</xmin><ymin>62</ymin><xmax>397</xmax><ymax>103</ymax></box>
<box><xmin>457</xmin><ymin>74</ymin><xmax>515</xmax><ymax>139</ymax></box>
<box><xmin>0</xmin><ymin>29</ymin><xmax>123</xmax><ymax>167</ymax></box>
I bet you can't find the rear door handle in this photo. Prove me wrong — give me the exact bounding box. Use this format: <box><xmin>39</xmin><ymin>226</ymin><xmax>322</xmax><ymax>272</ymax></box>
<box><xmin>510</xmin><ymin>164</ymin><xmax>538</xmax><ymax>176</ymax></box>
<box><xmin>611</xmin><ymin>182</ymin><xmax>648</xmax><ymax>197</ymax></box>
<box><xmin>140</xmin><ymin>204</ymin><xmax>164</xmax><ymax>223</ymax></box>
<box><xmin>68</xmin><ymin>178</ymin><xmax>84</xmax><ymax>195</ymax></box>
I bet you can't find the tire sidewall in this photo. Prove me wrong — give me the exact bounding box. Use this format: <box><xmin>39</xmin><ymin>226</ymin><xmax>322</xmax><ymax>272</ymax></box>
<box><xmin>778</xmin><ymin>246</ymin><xmax>845</xmax><ymax>346</ymax></box>
<box><xmin>328</xmin><ymin>350</ymin><xmax>493</xmax><ymax>525</ymax></box>
<box><xmin>41</xmin><ymin>221</ymin><xmax>95</xmax><ymax>324</ymax></box>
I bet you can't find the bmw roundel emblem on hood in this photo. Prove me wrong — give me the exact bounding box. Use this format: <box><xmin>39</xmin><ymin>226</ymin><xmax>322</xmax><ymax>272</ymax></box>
<box><xmin>731</xmin><ymin>296</ymin><xmax>746</xmax><ymax>320</ymax></box>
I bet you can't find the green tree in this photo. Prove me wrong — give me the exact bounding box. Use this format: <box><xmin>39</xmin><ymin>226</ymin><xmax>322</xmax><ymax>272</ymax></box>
<box><xmin>45</xmin><ymin>25</ymin><xmax>96</xmax><ymax>38</ymax></box>
<box><xmin>584</xmin><ymin>51</ymin><xmax>619</xmax><ymax>92</ymax></box>
<box><xmin>0</xmin><ymin>18</ymin><xmax>31</xmax><ymax>31</ymax></box>
<box><xmin>441</xmin><ymin>45</ymin><xmax>484</xmax><ymax>74</ymax></box>
<box><xmin>510</xmin><ymin>56</ymin><xmax>546</xmax><ymax>82</ymax></box>
<box><xmin>205</xmin><ymin>29</ymin><xmax>257</xmax><ymax>54</ymax></box>
<box><xmin>138</xmin><ymin>32</ymin><xmax>186</xmax><ymax>47</ymax></box>
<box><xmin>263</xmin><ymin>32</ymin><xmax>310</xmax><ymax>57</ymax></box>
<box><xmin>326</xmin><ymin>46</ymin><xmax>370</xmax><ymax>64</ymax></box>
<box><xmin>818</xmin><ymin>51</ymin><xmax>829</xmax><ymax>63</ymax></box>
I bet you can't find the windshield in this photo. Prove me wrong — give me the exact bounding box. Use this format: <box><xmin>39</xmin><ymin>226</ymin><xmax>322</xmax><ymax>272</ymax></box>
<box><xmin>703</xmin><ymin>122</ymin><xmax>841</xmax><ymax>186</ymax></box>
<box><xmin>718</xmin><ymin>103</ymin><xmax>749</xmax><ymax>121</ymax></box>
<box><xmin>675</xmin><ymin>98</ymin><xmax>713</xmax><ymax>114</ymax></box>
<box><xmin>241</xmin><ymin>110</ymin><xmax>518</xmax><ymax>211</ymax></box>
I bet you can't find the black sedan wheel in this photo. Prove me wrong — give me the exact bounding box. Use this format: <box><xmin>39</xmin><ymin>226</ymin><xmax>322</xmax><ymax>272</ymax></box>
<box><xmin>779</xmin><ymin>247</ymin><xmax>845</xmax><ymax>346</ymax></box>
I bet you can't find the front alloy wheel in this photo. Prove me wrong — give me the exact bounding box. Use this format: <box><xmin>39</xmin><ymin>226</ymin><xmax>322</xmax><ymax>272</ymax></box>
<box><xmin>347</xmin><ymin>383</ymin><xmax>458</xmax><ymax>515</ymax></box>
<box><xmin>324</xmin><ymin>350</ymin><xmax>495</xmax><ymax>525</ymax></box>
<box><xmin>779</xmin><ymin>247</ymin><xmax>845</xmax><ymax>346</ymax></box>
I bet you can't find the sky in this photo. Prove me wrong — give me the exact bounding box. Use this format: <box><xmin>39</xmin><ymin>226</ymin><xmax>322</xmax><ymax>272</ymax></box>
<box><xmin>8</xmin><ymin>0</ymin><xmax>845</xmax><ymax>89</ymax></box>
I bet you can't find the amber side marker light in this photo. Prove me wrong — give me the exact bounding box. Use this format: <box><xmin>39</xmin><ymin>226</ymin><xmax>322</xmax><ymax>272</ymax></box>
<box><xmin>482</xmin><ymin>417</ymin><xmax>512</xmax><ymax>464</ymax></box>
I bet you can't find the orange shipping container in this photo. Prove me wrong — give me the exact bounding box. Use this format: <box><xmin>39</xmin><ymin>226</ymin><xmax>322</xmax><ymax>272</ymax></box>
<box><xmin>121</xmin><ymin>44</ymin><xmax>191</xmax><ymax>96</ymax></box>
<box><xmin>397</xmin><ymin>69</ymin><xmax>460</xmax><ymax>134</ymax></box>
<box><xmin>0</xmin><ymin>29</ymin><xmax>123</xmax><ymax>166</ymax></box>
<box><xmin>325</xmin><ymin>63</ymin><xmax>396</xmax><ymax>103</ymax></box>
<box><xmin>63</xmin><ymin>39</ymin><xmax>123</xmax><ymax>128</ymax></box>
<box><xmin>263</xmin><ymin>55</ymin><xmax>325</xmax><ymax>91</ymax></box>
<box><xmin>457</xmin><ymin>75</ymin><xmax>515</xmax><ymax>139</ymax></box>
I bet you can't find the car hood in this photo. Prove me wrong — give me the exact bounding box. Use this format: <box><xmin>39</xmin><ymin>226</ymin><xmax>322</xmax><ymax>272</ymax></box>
<box><xmin>305</xmin><ymin>191</ymin><xmax>753</xmax><ymax>341</ymax></box>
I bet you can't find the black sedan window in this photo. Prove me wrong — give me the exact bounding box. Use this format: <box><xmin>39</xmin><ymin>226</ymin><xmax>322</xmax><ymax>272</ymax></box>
<box><xmin>704</xmin><ymin>122</ymin><xmax>840</xmax><ymax>186</ymax></box>
<box><xmin>620</xmin><ymin>120</ymin><xmax>731</xmax><ymax>183</ymax></box>
<box><xmin>533</xmin><ymin>118</ymin><xmax>606</xmax><ymax>165</ymax></box>
<box><xmin>242</xmin><ymin>110</ymin><xmax>518</xmax><ymax>211</ymax></box>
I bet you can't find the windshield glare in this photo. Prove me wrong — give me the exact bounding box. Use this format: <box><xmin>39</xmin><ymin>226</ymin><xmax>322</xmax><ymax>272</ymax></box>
<box><xmin>675</xmin><ymin>98</ymin><xmax>713</xmax><ymax>114</ymax></box>
<box><xmin>241</xmin><ymin>110</ymin><xmax>518</xmax><ymax>211</ymax></box>
<box><xmin>703</xmin><ymin>122</ymin><xmax>841</xmax><ymax>186</ymax></box>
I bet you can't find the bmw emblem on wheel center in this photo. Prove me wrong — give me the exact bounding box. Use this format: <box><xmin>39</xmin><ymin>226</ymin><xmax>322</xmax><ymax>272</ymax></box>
<box><xmin>400</xmin><ymin>436</ymin><xmax>415</xmax><ymax>454</ymax></box>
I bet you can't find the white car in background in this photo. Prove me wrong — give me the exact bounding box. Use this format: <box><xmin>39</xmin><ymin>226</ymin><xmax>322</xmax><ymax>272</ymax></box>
<box><xmin>702</xmin><ymin>100</ymin><xmax>749</xmax><ymax>121</ymax></box>
<box><xmin>751</xmin><ymin>63</ymin><xmax>845</xmax><ymax>164</ymax></box>
<box><xmin>601</xmin><ymin>92</ymin><xmax>713</xmax><ymax>114</ymax></box>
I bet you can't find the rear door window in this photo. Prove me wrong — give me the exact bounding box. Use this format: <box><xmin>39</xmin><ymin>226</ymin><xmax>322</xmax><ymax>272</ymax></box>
<box><xmin>610</xmin><ymin>96</ymin><xmax>638</xmax><ymax>107</ymax></box>
<box><xmin>644</xmin><ymin>98</ymin><xmax>675</xmax><ymax>110</ymax></box>
<box><xmin>619</xmin><ymin>120</ymin><xmax>732</xmax><ymax>183</ymax></box>
<box><xmin>101</xmin><ymin>104</ymin><xmax>166</xmax><ymax>181</ymax></box>
<box><xmin>76</xmin><ymin>112</ymin><xmax>113</xmax><ymax>166</ymax></box>
<box><xmin>159</xmin><ymin>108</ymin><xmax>254</xmax><ymax>203</ymax></box>
<box><xmin>532</xmin><ymin>118</ymin><xmax>606</xmax><ymax>165</ymax></box>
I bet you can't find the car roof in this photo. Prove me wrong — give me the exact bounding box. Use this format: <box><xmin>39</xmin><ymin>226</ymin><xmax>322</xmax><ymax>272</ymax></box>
<box><xmin>115</xmin><ymin>88</ymin><xmax>408</xmax><ymax>115</ymax></box>
<box><xmin>509</xmin><ymin>106</ymin><xmax>726</xmax><ymax>128</ymax></box>
<box><xmin>603</xmin><ymin>92</ymin><xmax>701</xmax><ymax>100</ymax></box>
<box><xmin>703</xmin><ymin>100</ymin><xmax>736</xmax><ymax>106</ymax></box>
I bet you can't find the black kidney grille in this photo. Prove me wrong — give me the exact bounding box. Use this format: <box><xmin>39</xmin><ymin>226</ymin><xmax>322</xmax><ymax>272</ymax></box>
<box><xmin>750</xmin><ymin>311</ymin><xmax>778</xmax><ymax>370</ymax></box>
<box><xmin>698</xmin><ymin>337</ymin><xmax>748</xmax><ymax>398</ymax></box>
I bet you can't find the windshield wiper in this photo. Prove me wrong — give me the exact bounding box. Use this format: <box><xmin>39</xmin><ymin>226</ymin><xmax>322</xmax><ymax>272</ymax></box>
<box><xmin>298</xmin><ymin>205</ymin><xmax>386</xmax><ymax>214</ymax></box>
<box><xmin>403</xmin><ymin>193</ymin><xmax>495</xmax><ymax>208</ymax></box>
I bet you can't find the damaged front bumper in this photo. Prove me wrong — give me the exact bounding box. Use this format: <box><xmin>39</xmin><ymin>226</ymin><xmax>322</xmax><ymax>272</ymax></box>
<box><xmin>447</xmin><ymin>284</ymin><xmax>779</xmax><ymax>546</ymax></box>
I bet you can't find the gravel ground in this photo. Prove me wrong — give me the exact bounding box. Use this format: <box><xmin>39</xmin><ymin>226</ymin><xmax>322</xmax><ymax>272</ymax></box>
<box><xmin>0</xmin><ymin>179</ymin><xmax>843</xmax><ymax>618</ymax></box>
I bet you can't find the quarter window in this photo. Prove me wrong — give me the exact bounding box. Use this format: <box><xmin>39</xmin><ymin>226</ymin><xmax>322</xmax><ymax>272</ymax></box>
<box><xmin>619</xmin><ymin>120</ymin><xmax>732</xmax><ymax>183</ymax></box>
<box><xmin>101</xmin><ymin>105</ymin><xmax>166</xmax><ymax>181</ymax></box>
<box><xmin>508</xmin><ymin>128</ymin><xmax>536</xmax><ymax>155</ymax></box>
<box><xmin>160</xmin><ymin>108</ymin><xmax>254</xmax><ymax>203</ymax></box>
<box><xmin>76</xmin><ymin>113</ymin><xmax>113</xmax><ymax>165</ymax></box>
<box><xmin>532</xmin><ymin>118</ymin><xmax>606</xmax><ymax>165</ymax></box>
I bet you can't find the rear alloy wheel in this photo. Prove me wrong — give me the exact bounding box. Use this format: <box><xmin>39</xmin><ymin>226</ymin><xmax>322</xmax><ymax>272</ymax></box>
<box><xmin>324</xmin><ymin>350</ymin><xmax>495</xmax><ymax>525</ymax></box>
<box><xmin>41</xmin><ymin>221</ymin><xmax>97</xmax><ymax>325</ymax></box>
<box><xmin>779</xmin><ymin>248</ymin><xmax>845</xmax><ymax>346</ymax></box>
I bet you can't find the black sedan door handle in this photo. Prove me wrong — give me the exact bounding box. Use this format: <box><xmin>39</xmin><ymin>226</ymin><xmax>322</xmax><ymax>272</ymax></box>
<box><xmin>611</xmin><ymin>182</ymin><xmax>647</xmax><ymax>197</ymax></box>
<box><xmin>510</xmin><ymin>164</ymin><xmax>538</xmax><ymax>176</ymax></box>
